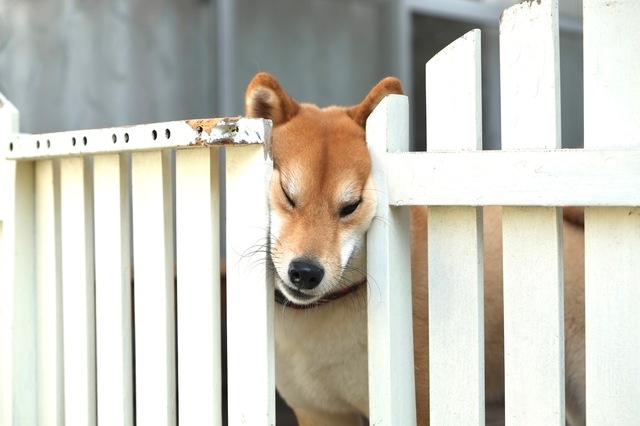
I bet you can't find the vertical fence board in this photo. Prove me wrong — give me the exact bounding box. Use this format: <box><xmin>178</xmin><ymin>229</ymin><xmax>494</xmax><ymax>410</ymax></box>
<box><xmin>36</xmin><ymin>159</ymin><xmax>64</xmax><ymax>426</ymax></box>
<box><xmin>131</xmin><ymin>150</ymin><xmax>176</xmax><ymax>426</ymax></box>
<box><xmin>94</xmin><ymin>153</ymin><xmax>134</xmax><ymax>426</ymax></box>
<box><xmin>583</xmin><ymin>0</ymin><xmax>640</xmax><ymax>423</ymax></box>
<box><xmin>500</xmin><ymin>0</ymin><xmax>565</xmax><ymax>424</ymax></box>
<box><xmin>367</xmin><ymin>95</ymin><xmax>416</xmax><ymax>425</ymax></box>
<box><xmin>425</xmin><ymin>29</ymin><xmax>484</xmax><ymax>425</ymax></box>
<box><xmin>60</xmin><ymin>156</ymin><xmax>96</xmax><ymax>426</ymax></box>
<box><xmin>176</xmin><ymin>148</ymin><xmax>222</xmax><ymax>426</ymax></box>
<box><xmin>1</xmin><ymin>96</ymin><xmax>37</xmax><ymax>426</ymax></box>
<box><xmin>225</xmin><ymin>145</ymin><xmax>275</xmax><ymax>425</ymax></box>
<box><xmin>1</xmin><ymin>162</ymin><xmax>37</xmax><ymax>426</ymax></box>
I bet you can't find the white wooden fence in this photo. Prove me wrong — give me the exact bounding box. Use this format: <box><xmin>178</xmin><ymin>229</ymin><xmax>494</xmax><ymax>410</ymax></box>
<box><xmin>1</xmin><ymin>0</ymin><xmax>639</xmax><ymax>425</ymax></box>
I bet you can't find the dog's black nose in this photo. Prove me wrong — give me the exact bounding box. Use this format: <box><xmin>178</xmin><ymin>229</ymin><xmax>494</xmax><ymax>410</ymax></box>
<box><xmin>288</xmin><ymin>258</ymin><xmax>325</xmax><ymax>290</ymax></box>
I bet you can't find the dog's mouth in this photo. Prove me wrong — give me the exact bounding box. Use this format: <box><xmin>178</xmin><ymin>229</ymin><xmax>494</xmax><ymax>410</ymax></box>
<box><xmin>274</xmin><ymin>275</ymin><xmax>367</xmax><ymax>309</ymax></box>
<box><xmin>275</xmin><ymin>277</ymin><xmax>322</xmax><ymax>305</ymax></box>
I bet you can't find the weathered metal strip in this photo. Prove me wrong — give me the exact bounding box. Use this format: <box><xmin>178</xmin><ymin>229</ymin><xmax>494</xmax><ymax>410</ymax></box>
<box><xmin>5</xmin><ymin>117</ymin><xmax>271</xmax><ymax>160</ymax></box>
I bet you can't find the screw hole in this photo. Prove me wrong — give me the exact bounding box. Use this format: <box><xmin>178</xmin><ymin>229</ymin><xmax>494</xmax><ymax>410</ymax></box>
<box><xmin>72</xmin><ymin>137</ymin><xmax>77</xmax><ymax>146</ymax></box>
<box><xmin>83</xmin><ymin>136</ymin><xmax>87</xmax><ymax>146</ymax></box>
<box><xmin>36</xmin><ymin>140</ymin><xmax>41</xmax><ymax>149</ymax></box>
<box><xmin>112</xmin><ymin>134</ymin><xmax>117</xmax><ymax>144</ymax></box>
<box><xmin>47</xmin><ymin>139</ymin><xmax>51</xmax><ymax>148</ymax></box>
<box><xmin>152</xmin><ymin>130</ymin><xmax>157</xmax><ymax>140</ymax></box>
<box><xmin>9</xmin><ymin>142</ymin><xmax>13</xmax><ymax>151</ymax></box>
<box><xmin>124</xmin><ymin>133</ymin><xmax>129</xmax><ymax>143</ymax></box>
<box><xmin>165</xmin><ymin>129</ymin><xmax>171</xmax><ymax>139</ymax></box>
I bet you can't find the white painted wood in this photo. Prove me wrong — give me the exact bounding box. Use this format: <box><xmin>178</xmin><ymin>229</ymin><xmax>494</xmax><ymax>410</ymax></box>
<box><xmin>6</xmin><ymin>117</ymin><xmax>270</xmax><ymax>160</ymax></box>
<box><xmin>1</xmin><ymin>162</ymin><xmax>37</xmax><ymax>426</ymax></box>
<box><xmin>175</xmin><ymin>148</ymin><xmax>222</xmax><ymax>426</ymax></box>
<box><xmin>0</xmin><ymin>94</ymin><xmax>34</xmax><ymax>426</ymax></box>
<box><xmin>583</xmin><ymin>0</ymin><xmax>640</xmax><ymax>423</ymax></box>
<box><xmin>93</xmin><ymin>154</ymin><xmax>134</xmax><ymax>426</ymax></box>
<box><xmin>367</xmin><ymin>95</ymin><xmax>417</xmax><ymax>425</ymax></box>
<box><xmin>425</xmin><ymin>30</ymin><xmax>484</xmax><ymax>425</ymax></box>
<box><xmin>59</xmin><ymin>156</ymin><xmax>96</xmax><ymax>426</ymax></box>
<box><xmin>386</xmin><ymin>148</ymin><xmax>640</xmax><ymax>207</ymax></box>
<box><xmin>499</xmin><ymin>1</ymin><xmax>565</xmax><ymax>424</ymax></box>
<box><xmin>35</xmin><ymin>159</ymin><xmax>64</xmax><ymax>426</ymax></box>
<box><xmin>131</xmin><ymin>150</ymin><xmax>176</xmax><ymax>426</ymax></box>
<box><xmin>225</xmin><ymin>145</ymin><xmax>275</xmax><ymax>425</ymax></box>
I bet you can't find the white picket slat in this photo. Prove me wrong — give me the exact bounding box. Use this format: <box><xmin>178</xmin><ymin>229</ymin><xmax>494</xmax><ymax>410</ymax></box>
<box><xmin>94</xmin><ymin>153</ymin><xmax>134</xmax><ymax>426</ymax></box>
<box><xmin>131</xmin><ymin>150</ymin><xmax>176</xmax><ymax>426</ymax></box>
<box><xmin>1</xmin><ymin>95</ymin><xmax>37</xmax><ymax>426</ymax></box>
<box><xmin>225</xmin><ymin>145</ymin><xmax>275</xmax><ymax>425</ymax></box>
<box><xmin>60</xmin><ymin>156</ymin><xmax>96</xmax><ymax>426</ymax></box>
<box><xmin>584</xmin><ymin>0</ymin><xmax>640</xmax><ymax>423</ymax></box>
<box><xmin>425</xmin><ymin>29</ymin><xmax>484</xmax><ymax>425</ymax></box>
<box><xmin>176</xmin><ymin>148</ymin><xmax>222</xmax><ymax>426</ymax></box>
<box><xmin>367</xmin><ymin>94</ymin><xmax>416</xmax><ymax>425</ymax></box>
<box><xmin>1</xmin><ymin>163</ymin><xmax>37</xmax><ymax>426</ymax></box>
<box><xmin>499</xmin><ymin>1</ymin><xmax>565</xmax><ymax>424</ymax></box>
<box><xmin>35</xmin><ymin>159</ymin><xmax>64</xmax><ymax>426</ymax></box>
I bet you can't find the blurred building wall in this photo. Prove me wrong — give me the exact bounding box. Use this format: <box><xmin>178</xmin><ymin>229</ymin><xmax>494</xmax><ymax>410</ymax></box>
<box><xmin>0</xmin><ymin>0</ymin><xmax>402</xmax><ymax>134</ymax></box>
<box><xmin>0</xmin><ymin>0</ymin><xmax>583</xmax><ymax>145</ymax></box>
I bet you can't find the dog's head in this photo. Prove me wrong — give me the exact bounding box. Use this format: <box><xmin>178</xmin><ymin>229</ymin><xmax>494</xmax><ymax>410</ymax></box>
<box><xmin>245</xmin><ymin>72</ymin><xmax>403</xmax><ymax>306</ymax></box>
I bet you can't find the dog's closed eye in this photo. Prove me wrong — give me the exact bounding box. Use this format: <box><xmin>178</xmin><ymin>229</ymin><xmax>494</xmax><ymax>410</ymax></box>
<box><xmin>339</xmin><ymin>199</ymin><xmax>361</xmax><ymax>218</ymax></box>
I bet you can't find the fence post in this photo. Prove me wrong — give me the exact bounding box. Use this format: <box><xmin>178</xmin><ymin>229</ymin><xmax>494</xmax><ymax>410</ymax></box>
<box><xmin>367</xmin><ymin>94</ymin><xmax>416</xmax><ymax>425</ymax></box>
<box><xmin>0</xmin><ymin>93</ymin><xmax>38</xmax><ymax>425</ymax></box>
<box><xmin>225</xmin><ymin>144</ymin><xmax>275</xmax><ymax>425</ymax></box>
<box><xmin>584</xmin><ymin>0</ymin><xmax>640</xmax><ymax>423</ymax></box>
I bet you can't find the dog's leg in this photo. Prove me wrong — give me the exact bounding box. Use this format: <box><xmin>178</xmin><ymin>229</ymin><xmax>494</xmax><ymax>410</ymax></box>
<box><xmin>292</xmin><ymin>408</ymin><xmax>363</xmax><ymax>426</ymax></box>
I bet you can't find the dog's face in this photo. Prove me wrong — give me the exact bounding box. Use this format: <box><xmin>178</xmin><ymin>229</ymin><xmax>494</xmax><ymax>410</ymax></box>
<box><xmin>245</xmin><ymin>73</ymin><xmax>403</xmax><ymax>305</ymax></box>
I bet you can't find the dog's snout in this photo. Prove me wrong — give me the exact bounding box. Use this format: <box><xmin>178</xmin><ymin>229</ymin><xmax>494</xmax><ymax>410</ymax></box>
<box><xmin>288</xmin><ymin>258</ymin><xmax>325</xmax><ymax>290</ymax></box>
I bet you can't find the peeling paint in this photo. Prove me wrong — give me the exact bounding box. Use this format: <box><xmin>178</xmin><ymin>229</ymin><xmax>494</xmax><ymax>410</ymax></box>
<box><xmin>5</xmin><ymin>117</ymin><xmax>272</xmax><ymax>160</ymax></box>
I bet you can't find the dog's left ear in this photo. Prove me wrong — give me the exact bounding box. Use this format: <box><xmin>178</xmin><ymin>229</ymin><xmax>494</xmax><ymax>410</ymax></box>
<box><xmin>245</xmin><ymin>72</ymin><xmax>300</xmax><ymax>126</ymax></box>
<box><xmin>348</xmin><ymin>77</ymin><xmax>403</xmax><ymax>128</ymax></box>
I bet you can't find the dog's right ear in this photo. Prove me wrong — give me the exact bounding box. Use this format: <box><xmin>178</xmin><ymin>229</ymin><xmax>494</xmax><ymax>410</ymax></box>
<box><xmin>347</xmin><ymin>77</ymin><xmax>403</xmax><ymax>128</ymax></box>
<box><xmin>245</xmin><ymin>72</ymin><xmax>300</xmax><ymax>125</ymax></box>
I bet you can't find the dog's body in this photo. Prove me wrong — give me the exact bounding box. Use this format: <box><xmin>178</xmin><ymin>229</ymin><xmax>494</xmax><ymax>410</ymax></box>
<box><xmin>245</xmin><ymin>73</ymin><xmax>586</xmax><ymax>426</ymax></box>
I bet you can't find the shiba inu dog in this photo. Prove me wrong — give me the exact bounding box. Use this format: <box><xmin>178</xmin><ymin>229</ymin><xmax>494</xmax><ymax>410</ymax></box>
<box><xmin>244</xmin><ymin>72</ymin><xmax>586</xmax><ymax>426</ymax></box>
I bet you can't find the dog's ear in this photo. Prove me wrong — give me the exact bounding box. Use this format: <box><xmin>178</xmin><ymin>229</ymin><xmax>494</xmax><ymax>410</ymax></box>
<box><xmin>245</xmin><ymin>72</ymin><xmax>300</xmax><ymax>125</ymax></box>
<box><xmin>348</xmin><ymin>77</ymin><xmax>403</xmax><ymax>128</ymax></box>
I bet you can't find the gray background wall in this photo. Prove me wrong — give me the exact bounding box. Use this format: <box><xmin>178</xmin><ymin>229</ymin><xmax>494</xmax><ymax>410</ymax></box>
<box><xmin>0</xmin><ymin>0</ymin><xmax>582</xmax><ymax>148</ymax></box>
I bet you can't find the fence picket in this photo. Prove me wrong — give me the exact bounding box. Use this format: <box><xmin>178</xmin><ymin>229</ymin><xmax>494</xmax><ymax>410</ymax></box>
<box><xmin>94</xmin><ymin>153</ymin><xmax>134</xmax><ymax>426</ymax></box>
<box><xmin>176</xmin><ymin>148</ymin><xmax>222</xmax><ymax>425</ymax></box>
<box><xmin>425</xmin><ymin>29</ymin><xmax>484</xmax><ymax>425</ymax></box>
<box><xmin>60</xmin><ymin>156</ymin><xmax>97</xmax><ymax>426</ymax></box>
<box><xmin>583</xmin><ymin>0</ymin><xmax>640</xmax><ymax>423</ymax></box>
<box><xmin>131</xmin><ymin>150</ymin><xmax>176</xmax><ymax>426</ymax></box>
<box><xmin>35</xmin><ymin>159</ymin><xmax>64</xmax><ymax>425</ymax></box>
<box><xmin>225</xmin><ymin>145</ymin><xmax>275</xmax><ymax>425</ymax></box>
<box><xmin>499</xmin><ymin>1</ymin><xmax>565</xmax><ymax>424</ymax></box>
<box><xmin>367</xmin><ymin>94</ymin><xmax>416</xmax><ymax>425</ymax></box>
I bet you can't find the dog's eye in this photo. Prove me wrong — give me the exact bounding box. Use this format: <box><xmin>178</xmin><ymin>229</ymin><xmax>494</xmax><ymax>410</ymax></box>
<box><xmin>281</xmin><ymin>184</ymin><xmax>296</xmax><ymax>208</ymax></box>
<box><xmin>339</xmin><ymin>199</ymin><xmax>361</xmax><ymax>218</ymax></box>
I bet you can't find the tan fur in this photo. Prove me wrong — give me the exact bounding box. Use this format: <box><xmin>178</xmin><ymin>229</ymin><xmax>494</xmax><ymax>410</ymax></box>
<box><xmin>245</xmin><ymin>72</ymin><xmax>586</xmax><ymax>426</ymax></box>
